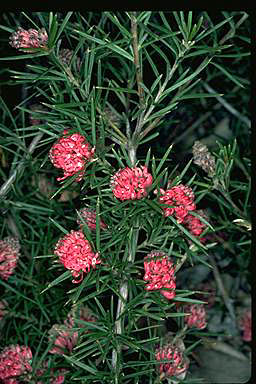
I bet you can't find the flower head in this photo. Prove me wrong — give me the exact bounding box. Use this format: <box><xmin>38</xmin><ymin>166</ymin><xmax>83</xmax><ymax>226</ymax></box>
<box><xmin>59</xmin><ymin>48</ymin><xmax>81</xmax><ymax>71</ymax></box>
<box><xmin>193</xmin><ymin>140</ymin><xmax>216</xmax><ymax>177</ymax></box>
<box><xmin>239</xmin><ymin>308</ymin><xmax>251</xmax><ymax>342</ymax></box>
<box><xmin>183</xmin><ymin>209</ymin><xmax>208</xmax><ymax>241</ymax></box>
<box><xmin>0</xmin><ymin>237</ymin><xmax>20</xmax><ymax>281</ymax></box>
<box><xmin>48</xmin><ymin>324</ymin><xmax>78</xmax><ymax>355</ymax></box>
<box><xmin>157</xmin><ymin>184</ymin><xmax>196</xmax><ymax>223</ymax></box>
<box><xmin>65</xmin><ymin>304</ymin><xmax>97</xmax><ymax>330</ymax></box>
<box><xmin>111</xmin><ymin>166</ymin><xmax>153</xmax><ymax>201</ymax></box>
<box><xmin>9</xmin><ymin>27</ymin><xmax>48</xmax><ymax>51</ymax></box>
<box><xmin>77</xmin><ymin>207</ymin><xmax>107</xmax><ymax>231</ymax></box>
<box><xmin>0</xmin><ymin>344</ymin><xmax>32</xmax><ymax>381</ymax></box>
<box><xmin>184</xmin><ymin>304</ymin><xmax>207</xmax><ymax>329</ymax></box>
<box><xmin>36</xmin><ymin>360</ymin><xmax>68</xmax><ymax>384</ymax></box>
<box><xmin>143</xmin><ymin>251</ymin><xmax>176</xmax><ymax>300</ymax></box>
<box><xmin>54</xmin><ymin>230</ymin><xmax>101</xmax><ymax>283</ymax></box>
<box><xmin>155</xmin><ymin>342</ymin><xmax>189</xmax><ymax>379</ymax></box>
<box><xmin>49</xmin><ymin>130</ymin><xmax>95</xmax><ymax>182</ymax></box>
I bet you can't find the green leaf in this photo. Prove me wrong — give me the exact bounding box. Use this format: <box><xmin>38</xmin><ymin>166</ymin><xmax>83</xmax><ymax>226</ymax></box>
<box><xmin>210</xmin><ymin>61</ymin><xmax>245</xmax><ymax>88</ymax></box>
<box><xmin>155</xmin><ymin>144</ymin><xmax>173</xmax><ymax>175</ymax></box>
<box><xmin>64</xmin><ymin>355</ymin><xmax>97</xmax><ymax>374</ymax></box>
<box><xmin>195</xmin><ymin>15</ymin><xmax>234</xmax><ymax>42</ymax></box>
<box><xmin>40</xmin><ymin>271</ymin><xmax>71</xmax><ymax>294</ymax></box>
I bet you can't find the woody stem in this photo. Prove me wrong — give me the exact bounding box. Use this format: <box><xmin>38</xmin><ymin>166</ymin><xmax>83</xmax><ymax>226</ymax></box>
<box><xmin>111</xmin><ymin>144</ymin><xmax>138</xmax><ymax>380</ymax></box>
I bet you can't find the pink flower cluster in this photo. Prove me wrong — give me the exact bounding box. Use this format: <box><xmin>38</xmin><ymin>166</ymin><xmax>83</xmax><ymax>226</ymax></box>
<box><xmin>239</xmin><ymin>309</ymin><xmax>251</xmax><ymax>342</ymax></box>
<box><xmin>9</xmin><ymin>27</ymin><xmax>48</xmax><ymax>51</ymax></box>
<box><xmin>54</xmin><ymin>230</ymin><xmax>101</xmax><ymax>283</ymax></box>
<box><xmin>49</xmin><ymin>305</ymin><xmax>97</xmax><ymax>355</ymax></box>
<box><xmin>36</xmin><ymin>361</ymin><xmax>68</xmax><ymax>384</ymax></box>
<box><xmin>143</xmin><ymin>251</ymin><xmax>176</xmax><ymax>300</ymax></box>
<box><xmin>77</xmin><ymin>207</ymin><xmax>107</xmax><ymax>231</ymax></box>
<box><xmin>111</xmin><ymin>166</ymin><xmax>153</xmax><ymax>201</ymax></box>
<box><xmin>157</xmin><ymin>184</ymin><xmax>196</xmax><ymax>224</ymax></box>
<box><xmin>155</xmin><ymin>343</ymin><xmax>189</xmax><ymax>378</ymax></box>
<box><xmin>48</xmin><ymin>324</ymin><xmax>78</xmax><ymax>355</ymax></box>
<box><xmin>49</xmin><ymin>130</ymin><xmax>95</xmax><ymax>182</ymax></box>
<box><xmin>0</xmin><ymin>345</ymin><xmax>32</xmax><ymax>382</ymax></box>
<box><xmin>184</xmin><ymin>304</ymin><xmax>207</xmax><ymax>329</ymax></box>
<box><xmin>0</xmin><ymin>237</ymin><xmax>20</xmax><ymax>281</ymax></box>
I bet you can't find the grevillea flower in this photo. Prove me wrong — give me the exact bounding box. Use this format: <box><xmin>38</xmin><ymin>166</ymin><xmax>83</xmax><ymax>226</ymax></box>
<box><xmin>143</xmin><ymin>251</ymin><xmax>176</xmax><ymax>300</ymax></box>
<box><xmin>183</xmin><ymin>209</ymin><xmax>208</xmax><ymax>241</ymax></box>
<box><xmin>0</xmin><ymin>345</ymin><xmax>32</xmax><ymax>381</ymax></box>
<box><xmin>156</xmin><ymin>184</ymin><xmax>196</xmax><ymax>223</ymax></box>
<box><xmin>48</xmin><ymin>324</ymin><xmax>78</xmax><ymax>355</ymax></box>
<box><xmin>193</xmin><ymin>140</ymin><xmax>216</xmax><ymax>177</ymax></box>
<box><xmin>239</xmin><ymin>309</ymin><xmax>251</xmax><ymax>342</ymax></box>
<box><xmin>59</xmin><ymin>48</ymin><xmax>81</xmax><ymax>71</ymax></box>
<box><xmin>77</xmin><ymin>207</ymin><xmax>107</xmax><ymax>231</ymax></box>
<box><xmin>0</xmin><ymin>300</ymin><xmax>8</xmax><ymax>322</ymax></box>
<box><xmin>111</xmin><ymin>166</ymin><xmax>153</xmax><ymax>201</ymax></box>
<box><xmin>0</xmin><ymin>237</ymin><xmax>20</xmax><ymax>281</ymax></box>
<box><xmin>54</xmin><ymin>230</ymin><xmax>101</xmax><ymax>283</ymax></box>
<box><xmin>36</xmin><ymin>360</ymin><xmax>68</xmax><ymax>384</ymax></box>
<box><xmin>155</xmin><ymin>343</ymin><xmax>189</xmax><ymax>379</ymax></box>
<box><xmin>184</xmin><ymin>304</ymin><xmax>207</xmax><ymax>329</ymax></box>
<box><xmin>9</xmin><ymin>27</ymin><xmax>48</xmax><ymax>51</ymax></box>
<box><xmin>49</xmin><ymin>130</ymin><xmax>95</xmax><ymax>182</ymax></box>
<box><xmin>65</xmin><ymin>304</ymin><xmax>97</xmax><ymax>330</ymax></box>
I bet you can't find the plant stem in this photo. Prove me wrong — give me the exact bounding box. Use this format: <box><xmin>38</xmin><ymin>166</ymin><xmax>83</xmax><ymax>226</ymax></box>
<box><xmin>202</xmin><ymin>82</ymin><xmax>251</xmax><ymax>129</ymax></box>
<box><xmin>0</xmin><ymin>132</ymin><xmax>43</xmax><ymax>201</ymax></box>
<box><xmin>131</xmin><ymin>12</ymin><xmax>145</xmax><ymax>109</ymax></box>
<box><xmin>208</xmin><ymin>252</ymin><xmax>236</xmax><ymax>322</ymax></box>
<box><xmin>111</xmin><ymin>143</ymin><xmax>139</xmax><ymax>379</ymax></box>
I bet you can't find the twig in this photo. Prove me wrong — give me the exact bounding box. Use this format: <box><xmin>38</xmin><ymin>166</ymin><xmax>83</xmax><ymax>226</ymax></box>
<box><xmin>131</xmin><ymin>12</ymin><xmax>144</xmax><ymax>109</ymax></box>
<box><xmin>111</xmin><ymin>144</ymin><xmax>139</xmax><ymax>378</ymax></box>
<box><xmin>207</xmin><ymin>252</ymin><xmax>236</xmax><ymax>322</ymax></box>
<box><xmin>0</xmin><ymin>132</ymin><xmax>43</xmax><ymax>200</ymax></box>
<box><xmin>202</xmin><ymin>82</ymin><xmax>251</xmax><ymax>129</ymax></box>
<box><xmin>219</xmin><ymin>12</ymin><xmax>248</xmax><ymax>45</ymax></box>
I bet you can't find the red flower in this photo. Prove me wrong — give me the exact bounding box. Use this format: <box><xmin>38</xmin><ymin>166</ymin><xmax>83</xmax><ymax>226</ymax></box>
<box><xmin>48</xmin><ymin>324</ymin><xmax>78</xmax><ymax>355</ymax></box>
<box><xmin>184</xmin><ymin>304</ymin><xmax>207</xmax><ymax>329</ymax></box>
<box><xmin>0</xmin><ymin>345</ymin><xmax>32</xmax><ymax>381</ymax></box>
<box><xmin>239</xmin><ymin>309</ymin><xmax>251</xmax><ymax>342</ymax></box>
<box><xmin>36</xmin><ymin>361</ymin><xmax>68</xmax><ymax>384</ymax></box>
<box><xmin>65</xmin><ymin>304</ymin><xmax>97</xmax><ymax>330</ymax></box>
<box><xmin>0</xmin><ymin>237</ymin><xmax>20</xmax><ymax>281</ymax></box>
<box><xmin>49</xmin><ymin>130</ymin><xmax>95</xmax><ymax>182</ymax></box>
<box><xmin>9</xmin><ymin>27</ymin><xmax>48</xmax><ymax>51</ymax></box>
<box><xmin>155</xmin><ymin>343</ymin><xmax>189</xmax><ymax>378</ymax></box>
<box><xmin>54</xmin><ymin>230</ymin><xmax>101</xmax><ymax>283</ymax></box>
<box><xmin>143</xmin><ymin>251</ymin><xmax>176</xmax><ymax>300</ymax></box>
<box><xmin>77</xmin><ymin>207</ymin><xmax>107</xmax><ymax>231</ymax></box>
<box><xmin>157</xmin><ymin>184</ymin><xmax>196</xmax><ymax>223</ymax></box>
<box><xmin>111</xmin><ymin>166</ymin><xmax>152</xmax><ymax>201</ymax></box>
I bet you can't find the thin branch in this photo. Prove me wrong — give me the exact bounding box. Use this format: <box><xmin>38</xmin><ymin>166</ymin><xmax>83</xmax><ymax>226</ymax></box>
<box><xmin>112</xmin><ymin>145</ymin><xmax>138</xmax><ymax>376</ymax></box>
<box><xmin>202</xmin><ymin>82</ymin><xmax>251</xmax><ymax>129</ymax></box>
<box><xmin>208</xmin><ymin>252</ymin><xmax>236</xmax><ymax>322</ymax></box>
<box><xmin>0</xmin><ymin>132</ymin><xmax>43</xmax><ymax>200</ymax></box>
<box><xmin>219</xmin><ymin>12</ymin><xmax>248</xmax><ymax>45</ymax></box>
<box><xmin>131</xmin><ymin>12</ymin><xmax>145</xmax><ymax>109</ymax></box>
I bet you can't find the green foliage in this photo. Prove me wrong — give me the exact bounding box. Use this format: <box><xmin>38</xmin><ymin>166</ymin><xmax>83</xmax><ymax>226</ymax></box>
<box><xmin>0</xmin><ymin>11</ymin><xmax>250</xmax><ymax>384</ymax></box>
